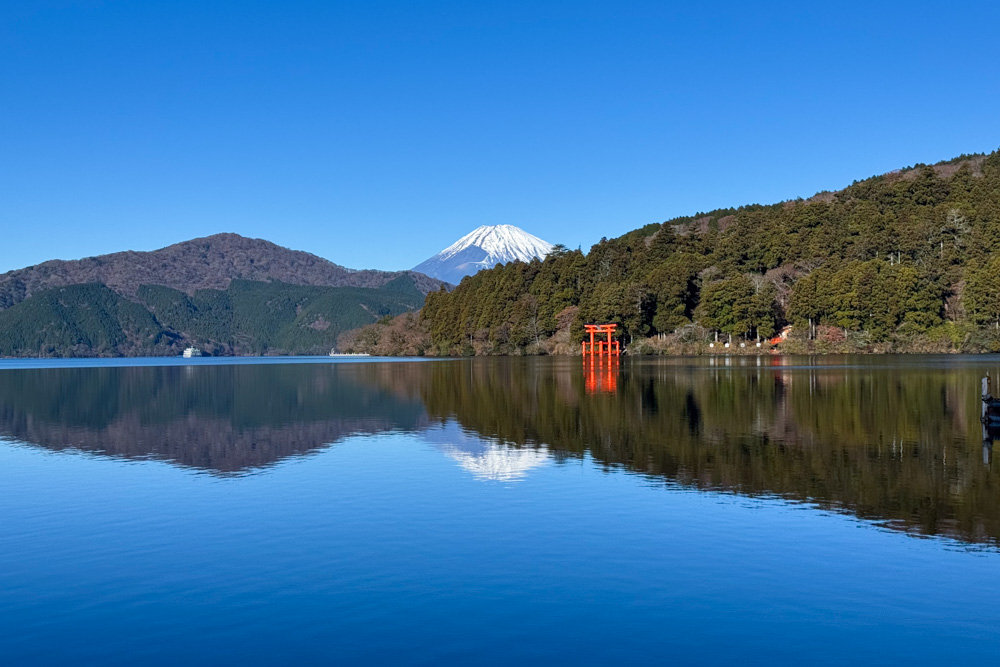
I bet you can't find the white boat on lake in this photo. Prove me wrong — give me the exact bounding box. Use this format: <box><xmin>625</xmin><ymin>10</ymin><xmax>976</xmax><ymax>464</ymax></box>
<box><xmin>182</xmin><ymin>347</ymin><xmax>203</xmax><ymax>358</ymax></box>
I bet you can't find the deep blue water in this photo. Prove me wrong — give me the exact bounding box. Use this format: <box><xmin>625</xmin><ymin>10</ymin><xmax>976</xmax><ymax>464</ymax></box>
<box><xmin>1</xmin><ymin>356</ymin><xmax>999</xmax><ymax>663</ymax></box>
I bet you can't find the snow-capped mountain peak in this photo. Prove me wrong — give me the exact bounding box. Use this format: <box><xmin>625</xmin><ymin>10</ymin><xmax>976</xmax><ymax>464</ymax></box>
<box><xmin>438</xmin><ymin>224</ymin><xmax>554</xmax><ymax>263</ymax></box>
<box><xmin>413</xmin><ymin>224</ymin><xmax>554</xmax><ymax>284</ymax></box>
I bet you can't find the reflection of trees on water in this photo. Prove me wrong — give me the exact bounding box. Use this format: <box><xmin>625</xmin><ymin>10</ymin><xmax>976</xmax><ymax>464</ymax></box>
<box><xmin>0</xmin><ymin>364</ymin><xmax>429</xmax><ymax>474</ymax></box>
<box><xmin>1</xmin><ymin>357</ymin><xmax>999</xmax><ymax>544</ymax></box>
<box><xmin>416</xmin><ymin>357</ymin><xmax>1000</xmax><ymax>545</ymax></box>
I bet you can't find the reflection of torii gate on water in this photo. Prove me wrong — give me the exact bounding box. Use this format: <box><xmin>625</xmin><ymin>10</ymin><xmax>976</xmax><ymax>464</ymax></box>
<box><xmin>584</xmin><ymin>355</ymin><xmax>619</xmax><ymax>394</ymax></box>
<box><xmin>582</xmin><ymin>323</ymin><xmax>620</xmax><ymax>357</ymax></box>
<box><xmin>582</xmin><ymin>323</ymin><xmax>620</xmax><ymax>394</ymax></box>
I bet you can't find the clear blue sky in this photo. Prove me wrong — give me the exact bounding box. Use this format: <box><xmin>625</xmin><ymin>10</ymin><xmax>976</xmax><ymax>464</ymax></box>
<box><xmin>2</xmin><ymin>1</ymin><xmax>998</xmax><ymax>273</ymax></box>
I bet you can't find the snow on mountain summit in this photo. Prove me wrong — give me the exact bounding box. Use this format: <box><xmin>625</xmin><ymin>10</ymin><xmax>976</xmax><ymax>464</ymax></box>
<box><xmin>440</xmin><ymin>225</ymin><xmax>554</xmax><ymax>264</ymax></box>
<box><xmin>413</xmin><ymin>225</ymin><xmax>555</xmax><ymax>284</ymax></box>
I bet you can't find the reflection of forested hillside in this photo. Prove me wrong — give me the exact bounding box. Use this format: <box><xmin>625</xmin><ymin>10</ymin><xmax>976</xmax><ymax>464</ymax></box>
<box><xmin>0</xmin><ymin>364</ymin><xmax>428</xmax><ymax>473</ymax></box>
<box><xmin>415</xmin><ymin>357</ymin><xmax>1000</xmax><ymax>545</ymax></box>
<box><xmin>3</xmin><ymin>357</ymin><xmax>1000</xmax><ymax>544</ymax></box>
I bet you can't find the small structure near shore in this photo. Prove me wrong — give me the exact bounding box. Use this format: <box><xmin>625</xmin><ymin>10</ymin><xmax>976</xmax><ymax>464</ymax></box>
<box><xmin>582</xmin><ymin>323</ymin><xmax>620</xmax><ymax>357</ymax></box>
<box><xmin>769</xmin><ymin>325</ymin><xmax>793</xmax><ymax>347</ymax></box>
<box><xmin>982</xmin><ymin>375</ymin><xmax>1000</xmax><ymax>424</ymax></box>
<box><xmin>329</xmin><ymin>348</ymin><xmax>370</xmax><ymax>357</ymax></box>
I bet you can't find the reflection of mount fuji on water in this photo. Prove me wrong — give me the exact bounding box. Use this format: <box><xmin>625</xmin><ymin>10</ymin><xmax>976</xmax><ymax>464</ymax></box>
<box><xmin>4</xmin><ymin>357</ymin><xmax>1000</xmax><ymax>546</ymax></box>
<box><xmin>422</xmin><ymin>421</ymin><xmax>549</xmax><ymax>482</ymax></box>
<box><xmin>0</xmin><ymin>362</ymin><xmax>549</xmax><ymax>481</ymax></box>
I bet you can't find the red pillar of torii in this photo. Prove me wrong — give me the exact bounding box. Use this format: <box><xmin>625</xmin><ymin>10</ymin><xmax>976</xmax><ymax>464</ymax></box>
<box><xmin>582</xmin><ymin>323</ymin><xmax>620</xmax><ymax>356</ymax></box>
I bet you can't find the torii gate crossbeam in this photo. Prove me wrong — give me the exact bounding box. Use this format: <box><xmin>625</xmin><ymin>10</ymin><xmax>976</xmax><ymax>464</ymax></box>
<box><xmin>582</xmin><ymin>323</ymin><xmax>620</xmax><ymax>356</ymax></box>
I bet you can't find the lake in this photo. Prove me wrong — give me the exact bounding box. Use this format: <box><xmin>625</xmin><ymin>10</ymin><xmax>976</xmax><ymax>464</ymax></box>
<box><xmin>2</xmin><ymin>355</ymin><xmax>1000</xmax><ymax>663</ymax></box>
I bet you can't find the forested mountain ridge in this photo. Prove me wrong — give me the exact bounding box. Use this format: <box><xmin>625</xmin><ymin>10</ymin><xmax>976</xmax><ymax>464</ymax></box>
<box><xmin>0</xmin><ymin>277</ymin><xmax>426</xmax><ymax>357</ymax></box>
<box><xmin>0</xmin><ymin>232</ymin><xmax>447</xmax><ymax>310</ymax></box>
<box><xmin>346</xmin><ymin>149</ymin><xmax>1000</xmax><ymax>355</ymax></box>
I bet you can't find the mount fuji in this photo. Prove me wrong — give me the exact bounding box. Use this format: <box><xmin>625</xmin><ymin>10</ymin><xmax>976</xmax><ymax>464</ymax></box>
<box><xmin>413</xmin><ymin>224</ymin><xmax>554</xmax><ymax>284</ymax></box>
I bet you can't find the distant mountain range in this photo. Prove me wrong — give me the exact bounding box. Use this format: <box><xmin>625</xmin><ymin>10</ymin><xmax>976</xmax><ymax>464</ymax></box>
<box><xmin>0</xmin><ymin>232</ymin><xmax>446</xmax><ymax>310</ymax></box>
<box><xmin>0</xmin><ymin>233</ymin><xmax>447</xmax><ymax>357</ymax></box>
<box><xmin>413</xmin><ymin>224</ymin><xmax>554</xmax><ymax>284</ymax></box>
<box><xmin>0</xmin><ymin>228</ymin><xmax>566</xmax><ymax>358</ymax></box>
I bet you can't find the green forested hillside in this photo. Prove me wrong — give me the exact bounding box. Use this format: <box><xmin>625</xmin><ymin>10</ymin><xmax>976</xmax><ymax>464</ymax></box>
<box><xmin>0</xmin><ymin>277</ymin><xmax>425</xmax><ymax>357</ymax></box>
<box><xmin>412</xmin><ymin>150</ymin><xmax>1000</xmax><ymax>355</ymax></box>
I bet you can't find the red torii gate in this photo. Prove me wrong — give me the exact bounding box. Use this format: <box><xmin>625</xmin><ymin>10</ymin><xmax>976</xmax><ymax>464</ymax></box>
<box><xmin>582</xmin><ymin>323</ymin><xmax>620</xmax><ymax>356</ymax></box>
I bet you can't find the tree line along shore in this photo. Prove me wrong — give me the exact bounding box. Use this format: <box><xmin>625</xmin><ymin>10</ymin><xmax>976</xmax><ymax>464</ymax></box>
<box><xmin>340</xmin><ymin>150</ymin><xmax>1000</xmax><ymax>356</ymax></box>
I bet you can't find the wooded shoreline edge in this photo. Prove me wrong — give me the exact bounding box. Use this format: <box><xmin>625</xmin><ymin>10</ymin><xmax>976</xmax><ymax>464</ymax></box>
<box><xmin>343</xmin><ymin>149</ymin><xmax>1000</xmax><ymax>357</ymax></box>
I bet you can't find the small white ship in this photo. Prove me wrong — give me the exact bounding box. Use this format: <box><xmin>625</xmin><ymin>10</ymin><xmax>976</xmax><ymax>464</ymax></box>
<box><xmin>182</xmin><ymin>347</ymin><xmax>203</xmax><ymax>358</ymax></box>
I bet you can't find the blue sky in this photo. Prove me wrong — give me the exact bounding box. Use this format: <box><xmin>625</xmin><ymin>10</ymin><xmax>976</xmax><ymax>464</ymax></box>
<box><xmin>2</xmin><ymin>1</ymin><xmax>998</xmax><ymax>273</ymax></box>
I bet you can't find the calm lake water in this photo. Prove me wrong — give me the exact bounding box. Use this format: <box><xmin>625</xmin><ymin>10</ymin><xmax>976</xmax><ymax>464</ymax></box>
<box><xmin>3</xmin><ymin>355</ymin><xmax>1000</xmax><ymax>663</ymax></box>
